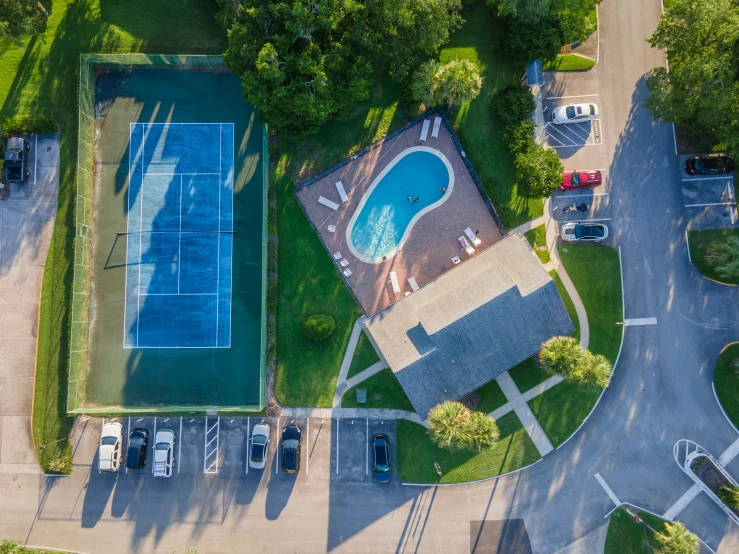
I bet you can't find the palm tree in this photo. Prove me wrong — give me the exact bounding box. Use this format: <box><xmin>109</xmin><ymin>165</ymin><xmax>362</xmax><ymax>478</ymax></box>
<box><xmin>466</xmin><ymin>411</ymin><xmax>500</xmax><ymax>451</ymax></box>
<box><xmin>427</xmin><ymin>401</ymin><xmax>472</xmax><ymax>450</ymax></box>
<box><xmin>539</xmin><ymin>336</ymin><xmax>585</xmax><ymax>379</ymax></box>
<box><xmin>705</xmin><ymin>236</ymin><xmax>739</xmax><ymax>279</ymax></box>
<box><xmin>654</xmin><ymin>521</ymin><xmax>699</xmax><ymax>554</ymax></box>
<box><xmin>574</xmin><ymin>352</ymin><xmax>612</xmax><ymax>388</ymax></box>
<box><xmin>410</xmin><ymin>60</ymin><xmax>442</xmax><ymax>107</ymax></box>
<box><xmin>436</xmin><ymin>59</ymin><xmax>482</xmax><ymax>109</ymax></box>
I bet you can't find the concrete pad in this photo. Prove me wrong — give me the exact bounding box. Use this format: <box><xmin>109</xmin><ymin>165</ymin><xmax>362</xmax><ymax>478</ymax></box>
<box><xmin>553</xmin><ymin>523</ymin><xmax>608</xmax><ymax>554</ymax></box>
<box><xmin>469</xmin><ymin>519</ymin><xmax>532</xmax><ymax>554</ymax></box>
<box><xmin>0</xmin><ymin>266</ymin><xmax>42</xmax><ymax>302</ymax></box>
<box><xmin>1</xmin><ymin>301</ymin><xmax>39</xmax><ymax>339</ymax></box>
<box><xmin>0</xmin><ymin>416</ymin><xmax>37</xmax><ymax>465</ymax></box>
<box><xmin>0</xmin><ymin>377</ymin><xmax>34</xmax><ymax>415</ymax></box>
<box><xmin>35</xmin><ymin>134</ymin><xmax>61</xmax><ymax>167</ymax></box>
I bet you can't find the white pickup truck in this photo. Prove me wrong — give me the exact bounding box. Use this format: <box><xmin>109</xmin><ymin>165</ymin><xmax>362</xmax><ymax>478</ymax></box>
<box><xmin>98</xmin><ymin>421</ymin><xmax>124</xmax><ymax>473</ymax></box>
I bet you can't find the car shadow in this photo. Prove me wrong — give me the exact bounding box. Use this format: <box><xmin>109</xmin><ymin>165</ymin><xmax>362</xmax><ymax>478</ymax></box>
<box><xmin>80</xmin><ymin>451</ymin><xmax>117</xmax><ymax>528</ymax></box>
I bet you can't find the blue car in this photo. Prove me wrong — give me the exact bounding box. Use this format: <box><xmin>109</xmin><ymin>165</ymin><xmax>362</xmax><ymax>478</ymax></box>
<box><xmin>371</xmin><ymin>434</ymin><xmax>391</xmax><ymax>483</ymax></box>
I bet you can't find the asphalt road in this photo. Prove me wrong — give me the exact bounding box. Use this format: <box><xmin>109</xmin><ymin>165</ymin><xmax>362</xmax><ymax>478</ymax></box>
<box><xmin>3</xmin><ymin>1</ymin><xmax>739</xmax><ymax>553</ymax></box>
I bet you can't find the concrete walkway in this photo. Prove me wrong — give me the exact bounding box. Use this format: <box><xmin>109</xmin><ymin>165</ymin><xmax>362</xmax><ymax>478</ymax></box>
<box><xmin>495</xmin><ymin>373</ymin><xmax>554</xmax><ymax>456</ymax></box>
<box><xmin>281</xmin><ymin>406</ymin><xmax>427</xmax><ymax>427</ymax></box>
<box><xmin>489</xmin><ymin>374</ymin><xmax>564</xmax><ymax>421</ymax></box>
<box><xmin>510</xmin><ymin>214</ymin><xmax>545</xmax><ymax>235</ymax></box>
<box><xmin>332</xmin><ymin>315</ymin><xmax>367</xmax><ymax>407</ymax></box>
<box><xmin>0</xmin><ymin>134</ymin><xmax>59</xmax><ymax>475</ymax></box>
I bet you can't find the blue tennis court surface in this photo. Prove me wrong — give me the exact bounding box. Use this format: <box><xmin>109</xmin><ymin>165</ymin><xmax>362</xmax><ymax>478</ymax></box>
<box><xmin>124</xmin><ymin>123</ymin><xmax>234</xmax><ymax>348</ymax></box>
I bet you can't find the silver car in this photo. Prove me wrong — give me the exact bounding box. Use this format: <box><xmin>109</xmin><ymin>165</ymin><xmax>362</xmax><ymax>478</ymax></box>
<box><xmin>248</xmin><ymin>423</ymin><xmax>271</xmax><ymax>470</ymax></box>
<box><xmin>560</xmin><ymin>222</ymin><xmax>608</xmax><ymax>242</ymax></box>
<box><xmin>551</xmin><ymin>103</ymin><xmax>599</xmax><ymax>124</ymax></box>
<box><xmin>153</xmin><ymin>429</ymin><xmax>176</xmax><ymax>478</ymax></box>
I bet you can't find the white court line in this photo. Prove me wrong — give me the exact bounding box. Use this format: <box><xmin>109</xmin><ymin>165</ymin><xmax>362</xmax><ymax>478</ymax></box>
<box><xmin>306</xmin><ymin>418</ymin><xmax>310</xmax><ymax>475</ymax></box>
<box><xmin>686</xmin><ymin>231</ymin><xmax>692</xmax><ymax>263</ymax></box>
<box><xmin>624</xmin><ymin>318</ymin><xmax>657</xmax><ymax>326</ymax></box>
<box><xmin>684</xmin><ymin>202</ymin><xmax>736</xmax><ymax>208</ymax></box>
<box><xmin>594</xmin><ymin>473</ymin><xmax>621</xmax><ymax>506</ymax></box>
<box><xmin>336</xmin><ymin>418</ymin><xmax>339</xmax><ymax>474</ymax></box>
<box><xmin>245</xmin><ymin>417</ymin><xmax>250</xmax><ymax>475</ymax></box>
<box><xmin>663</xmin><ymin>484</ymin><xmax>701</xmax><ymax>521</ymax></box>
<box><xmin>366</xmin><ymin>419</ymin><xmax>369</xmax><ymax>475</ymax></box>
<box><xmin>215</xmin><ymin>124</ymin><xmax>222</xmax><ymax>347</ymax></box>
<box><xmin>546</xmin><ymin>94</ymin><xmax>600</xmax><ymax>100</ymax></box>
<box><xmin>178</xmin><ymin>174</ymin><xmax>182</xmax><ymax>294</ymax></box>
<box><xmin>178</xmin><ymin>417</ymin><xmax>182</xmax><ymax>474</ymax></box>
<box><xmin>681</xmin><ymin>176</ymin><xmax>734</xmax><ymax>182</ymax></box>
<box><xmin>136</xmin><ymin>127</ymin><xmax>145</xmax><ymax>348</ymax></box>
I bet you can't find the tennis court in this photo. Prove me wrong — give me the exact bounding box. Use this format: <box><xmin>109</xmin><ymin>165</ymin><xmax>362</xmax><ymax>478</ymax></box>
<box><xmin>124</xmin><ymin>123</ymin><xmax>234</xmax><ymax>348</ymax></box>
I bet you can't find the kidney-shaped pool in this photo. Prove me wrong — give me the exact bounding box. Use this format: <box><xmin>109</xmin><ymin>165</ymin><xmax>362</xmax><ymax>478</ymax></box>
<box><xmin>346</xmin><ymin>147</ymin><xmax>455</xmax><ymax>264</ymax></box>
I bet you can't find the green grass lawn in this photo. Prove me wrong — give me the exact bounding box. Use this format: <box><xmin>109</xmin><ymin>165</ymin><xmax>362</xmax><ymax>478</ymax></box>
<box><xmin>440</xmin><ymin>2</ymin><xmax>540</xmax><ymax>228</ymax></box>
<box><xmin>474</xmin><ymin>379</ymin><xmax>508</xmax><ymax>414</ymax></box>
<box><xmin>687</xmin><ymin>229</ymin><xmax>739</xmax><ymax>286</ymax></box>
<box><xmin>0</xmin><ymin>0</ymin><xmax>226</xmax><ymax>472</ymax></box>
<box><xmin>396</xmin><ymin>412</ymin><xmax>540</xmax><ymax>483</ymax></box>
<box><xmin>714</xmin><ymin>342</ymin><xmax>739</xmax><ymax>429</ymax></box>
<box><xmin>341</xmin><ymin>368</ymin><xmax>415</xmax><ymax>411</ymax></box>
<box><xmin>525</xmin><ymin>224</ymin><xmax>551</xmax><ymax>264</ymax></box>
<box><xmin>528</xmin><ymin>245</ymin><xmax>622</xmax><ymax>448</ymax></box>
<box><xmin>550</xmin><ymin>270</ymin><xmax>581</xmax><ymax>343</ymax></box>
<box><xmin>346</xmin><ymin>330</ymin><xmax>382</xmax><ymax>379</ymax></box>
<box><xmin>605</xmin><ymin>508</ymin><xmax>670</xmax><ymax>554</ymax></box>
<box><xmin>543</xmin><ymin>55</ymin><xmax>595</xmax><ymax>71</ymax></box>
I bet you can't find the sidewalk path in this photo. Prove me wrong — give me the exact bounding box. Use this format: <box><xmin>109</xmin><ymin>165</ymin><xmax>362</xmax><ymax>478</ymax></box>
<box><xmin>495</xmin><ymin>373</ymin><xmax>553</xmax><ymax>456</ymax></box>
<box><xmin>281</xmin><ymin>406</ymin><xmax>428</xmax><ymax>427</ymax></box>
<box><xmin>0</xmin><ymin>134</ymin><xmax>59</xmax><ymax>475</ymax></box>
<box><xmin>332</xmin><ymin>315</ymin><xmax>367</xmax><ymax>407</ymax></box>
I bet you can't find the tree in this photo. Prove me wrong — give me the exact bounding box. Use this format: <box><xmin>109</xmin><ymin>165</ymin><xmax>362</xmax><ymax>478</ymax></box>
<box><xmin>573</xmin><ymin>352</ymin><xmax>612</xmax><ymax>388</ymax></box>
<box><xmin>514</xmin><ymin>144</ymin><xmax>563</xmax><ymax>198</ymax></box>
<box><xmin>410</xmin><ymin>59</ymin><xmax>482</xmax><ymax>109</ymax></box>
<box><xmin>539</xmin><ymin>336</ymin><xmax>585</xmax><ymax>379</ymax></box>
<box><xmin>0</xmin><ymin>0</ymin><xmax>46</xmax><ymax>43</ymax></box>
<box><xmin>491</xmin><ymin>84</ymin><xmax>536</xmax><ymax>125</ymax></box>
<box><xmin>426</xmin><ymin>401</ymin><xmax>500</xmax><ymax>451</ymax></box>
<box><xmin>501</xmin><ymin>14</ymin><xmax>563</xmax><ymax>63</ymax></box>
<box><xmin>654</xmin><ymin>521</ymin><xmax>699</xmax><ymax>554</ymax></box>
<box><xmin>219</xmin><ymin>0</ymin><xmax>463</xmax><ymax>136</ymax></box>
<box><xmin>705</xmin><ymin>236</ymin><xmax>739</xmax><ymax>279</ymax></box>
<box><xmin>486</xmin><ymin>0</ymin><xmax>551</xmax><ymax>20</ymax></box>
<box><xmin>645</xmin><ymin>0</ymin><xmax>739</xmax><ymax>152</ymax></box>
<box><xmin>427</xmin><ymin>401</ymin><xmax>472</xmax><ymax>451</ymax></box>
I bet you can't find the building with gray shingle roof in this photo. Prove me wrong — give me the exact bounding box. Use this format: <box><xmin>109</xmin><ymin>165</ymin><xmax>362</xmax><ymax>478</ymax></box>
<box><xmin>364</xmin><ymin>233</ymin><xmax>575</xmax><ymax>418</ymax></box>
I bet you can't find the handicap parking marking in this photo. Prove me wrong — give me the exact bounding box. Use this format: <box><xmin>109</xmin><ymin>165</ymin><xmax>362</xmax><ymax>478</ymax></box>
<box><xmin>204</xmin><ymin>415</ymin><xmax>220</xmax><ymax>474</ymax></box>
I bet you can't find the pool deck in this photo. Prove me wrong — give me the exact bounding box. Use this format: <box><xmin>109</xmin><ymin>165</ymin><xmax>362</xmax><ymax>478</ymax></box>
<box><xmin>296</xmin><ymin>116</ymin><xmax>504</xmax><ymax>316</ymax></box>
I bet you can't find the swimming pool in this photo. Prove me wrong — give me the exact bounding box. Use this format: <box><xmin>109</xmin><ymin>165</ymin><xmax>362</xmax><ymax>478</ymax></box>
<box><xmin>346</xmin><ymin>146</ymin><xmax>454</xmax><ymax>263</ymax></box>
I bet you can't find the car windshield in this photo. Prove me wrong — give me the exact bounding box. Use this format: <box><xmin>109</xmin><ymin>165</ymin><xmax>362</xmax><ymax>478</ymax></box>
<box><xmin>570</xmin><ymin>173</ymin><xmax>581</xmax><ymax>186</ymax></box>
<box><xmin>374</xmin><ymin>444</ymin><xmax>388</xmax><ymax>467</ymax></box>
<box><xmin>589</xmin><ymin>104</ymin><xmax>596</xmax><ymax>115</ymax></box>
<box><xmin>101</xmin><ymin>437</ymin><xmax>117</xmax><ymax>446</ymax></box>
<box><xmin>129</xmin><ymin>438</ymin><xmax>142</xmax><ymax>447</ymax></box>
<box><xmin>566</xmin><ymin>106</ymin><xmax>576</xmax><ymax>119</ymax></box>
<box><xmin>575</xmin><ymin>225</ymin><xmax>604</xmax><ymax>239</ymax></box>
<box><xmin>284</xmin><ymin>439</ymin><xmax>299</xmax><ymax>450</ymax></box>
<box><xmin>251</xmin><ymin>444</ymin><xmax>265</xmax><ymax>463</ymax></box>
<box><xmin>155</xmin><ymin>443</ymin><xmax>169</xmax><ymax>451</ymax></box>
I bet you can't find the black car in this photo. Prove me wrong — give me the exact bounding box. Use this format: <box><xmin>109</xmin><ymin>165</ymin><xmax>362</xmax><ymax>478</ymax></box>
<box><xmin>126</xmin><ymin>428</ymin><xmax>149</xmax><ymax>469</ymax></box>
<box><xmin>280</xmin><ymin>424</ymin><xmax>301</xmax><ymax>473</ymax></box>
<box><xmin>371</xmin><ymin>434</ymin><xmax>391</xmax><ymax>483</ymax></box>
<box><xmin>685</xmin><ymin>154</ymin><xmax>735</xmax><ymax>175</ymax></box>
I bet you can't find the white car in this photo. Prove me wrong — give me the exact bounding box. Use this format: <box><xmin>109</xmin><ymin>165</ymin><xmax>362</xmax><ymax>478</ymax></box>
<box><xmin>551</xmin><ymin>103</ymin><xmax>599</xmax><ymax>124</ymax></box>
<box><xmin>560</xmin><ymin>222</ymin><xmax>608</xmax><ymax>242</ymax></box>
<box><xmin>248</xmin><ymin>423</ymin><xmax>271</xmax><ymax>470</ymax></box>
<box><xmin>153</xmin><ymin>429</ymin><xmax>176</xmax><ymax>478</ymax></box>
<box><xmin>98</xmin><ymin>421</ymin><xmax>124</xmax><ymax>473</ymax></box>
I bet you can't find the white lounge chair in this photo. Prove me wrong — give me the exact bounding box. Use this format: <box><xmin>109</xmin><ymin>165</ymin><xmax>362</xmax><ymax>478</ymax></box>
<box><xmin>420</xmin><ymin>120</ymin><xmax>430</xmax><ymax>141</ymax></box>
<box><xmin>327</xmin><ymin>225</ymin><xmax>336</xmax><ymax>233</ymax></box>
<box><xmin>431</xmin><ymin>116</ymin><xmax>441</xmax><ymax>138</ymax></box>
<box><xmin>408</xmin><ymin>277</ymin><xmax>419</xmax><ymax>291</ymax></box>
<box><xmin>333</xmin><ymin>252</ymin><xmax>342</xmax><ymax>260</ymax></box>
<box><xmin>464</xmin><ymin>227</ymin><xmax>482</xmax><ymax>247</ymax></box>
<box><xmin>389</xmin><ymin>271</ymin><xmax>401</xmax><ymax>293</ymax></box>
<box><xmin>340</xmin><ymin>258</ymin><xmax>349</xmax><ymax>267</ymax></box>
<box><xmin>335</xmin><ymin>181</ymin><xmax>348</xmax><ymax>203</ymax></box>
<box><xmin>452</xmin><ymin>256</ymin><xmax>461</xmax><ymax>265</ymax></box>
<box><xmin>458</xmin><ymin>236</ymin><xmax>474</xmax><ymax>256</ymax></box>
<box><xmin>343</xmin><ymin>269</ymin><xmax>352</xmax><ymax>277</ymax></box>
<box><xmin>318</xmin><ymin>196</ymin><xmax>339</xmax><ymax>211</ymax></box>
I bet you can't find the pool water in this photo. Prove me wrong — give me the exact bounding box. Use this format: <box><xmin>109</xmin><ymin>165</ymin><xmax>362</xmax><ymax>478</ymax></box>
<box><xmin>347</xmin><ymin>148</ymin><xmax>453</xmax><ymax>262</ymax></box>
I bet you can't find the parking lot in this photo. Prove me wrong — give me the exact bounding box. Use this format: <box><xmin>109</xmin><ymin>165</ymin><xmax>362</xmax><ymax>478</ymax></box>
<box><xmin>89</xmin><ymin>415</ymin><xmax>399</xmax><ymax>485</ymax></box>
<box><xmin>678</xmin><ymin>154</ymin><xmax>737</xmax><ymax>229</ymax></box>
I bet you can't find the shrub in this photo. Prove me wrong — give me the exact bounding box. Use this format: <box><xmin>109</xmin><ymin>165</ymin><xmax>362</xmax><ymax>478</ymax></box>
<box><xmin>427</xmin><ymin>401</ymin><xmax>500</xmax><ymax>452</ymax></box>
<box><xmin>46</xmin><ymin>454</ymin><xmax>73</xmax><ymax>474</ymax></box>
<box><xmin>514</xmin><ymin>144</ymin><xmax>564</xmax><ymax>198</ymax></box>
<box><xmin>302</xmin><ymin>314</ymin><xmax>336</xmax><ymax>341</ymax></box>
<box><xmin>502</xmin><ymin>120</ymin><xmax>536</xmax><ymax>155</ymax></box>
<box><xmin>410</xmin><ymin>60</ymin><xmax>442</xmax><ymax>107</ymax></box>
<box><xmin>705</xmin><ymin>236</ymin><xmax>739</xmax><ymax>280</ymax></box>
<box><xmin>654</xmin><ymin>521</ymin><xmax>699</xmax><ymax>554</ymax></box>
<box><xmin>719</xmin><ymin>483</ymin><xmax>739</xmax><ymax>510</ymax></box>
<box><xmin>491</xmin><ymin>84</ymin><xmax>536</xmax><ymax>126</ymax></box>
<box><xmin>573</xmin><ymin>352</ymin><xmax>612</xmax><ymax>388</ymax></box>
<box><xmin>539</xmin><ymin>336</ymin><xmax>585</xmax><ymax>379</ymax></box>
<box><xmin>1</xmin><ymin>115</ymin><xmax>59</xmax><ymax>135</ymax></box>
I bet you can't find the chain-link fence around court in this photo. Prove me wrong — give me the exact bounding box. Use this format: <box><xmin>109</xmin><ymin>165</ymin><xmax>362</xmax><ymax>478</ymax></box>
<box><xmin>68</xmin><ymin>54</ymin><xmax>236</xmax><ymax>413</ymax></box>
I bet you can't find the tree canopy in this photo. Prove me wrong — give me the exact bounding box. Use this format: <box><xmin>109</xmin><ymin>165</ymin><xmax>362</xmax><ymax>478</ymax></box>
<box><xmin>219</xmin><ymin>0</ymin><xmax>462</xmax><ymax>135</ymax></box>
<box><xmin>410</xmin><ymin>59</ymin><xmax>482</xmax><ymax>109</ymax></box>
<box><xmin>0</xmin><ymin>0</ymin><xmax>46</xmax><ymax>43</ymax></box>
<box><xmin>646</xmin><ymin>0</ymin><xmax>739</xmax><ymax>152</ymax></box>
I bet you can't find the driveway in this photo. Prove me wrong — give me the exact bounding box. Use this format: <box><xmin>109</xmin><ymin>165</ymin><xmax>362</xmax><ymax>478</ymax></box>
<box><xmin>0</xmin><ymin>133</ymin><xmax>59</xmax><ymax>475</ymax></box>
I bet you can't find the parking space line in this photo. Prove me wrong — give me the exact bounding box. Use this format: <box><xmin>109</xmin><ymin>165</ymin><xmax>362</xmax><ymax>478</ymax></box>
<box><xmin>275</xmin><ymin>417</ymin><xmax>280</xmax><ymax>475</ymax></box>
<box><xmin>546</xmin><ymin>94</ymin><xmax>599</xmax><ymax>100</ymax></box>
<box><xmin>686</xmin><ymin>231</ymin><xmax>692</xmax><ymax>263</ymax></box>
<box><xmin>306</xmin><ymin>418</ymin><xmax>309</xmax><ymax>475</ymax></box>
<box><xmin>562</xmin><ymin>218</ymin><xmax>612</xmax><ymax>223</ymax></box>
<box><xmin>366</xmin><ymin>419</ymin><xmax>369</xmax><ymax>475</ymax></box>
<box><xmin>557</xmin><ymin>192</ymin><xmax>609</xmax><ymax>198</ymax></box>
<box><xmin>567</xmin><ymin>124</ymin><xmax>592</xmax><ymax>142</ymax></box>
<box><xmin>153</xmin><ymin>417</ymin><xmax>157</xmax><ymax>475</ymax></box>
<box><xmin>546</xmin><ymin>123</ymin><xmax>577</xmax><ymax>145</ymax></box>
<box><xmin>594</xmin><ymin>472</ymin><xmax>621</xmax><ymax>506</ymax></box>
<box><xmin>336</xmin><ymin>418</ymin><xmax>339</xmax><ymax>474</ymax></box>
<box><xmin>178</xmin><ymin>417</ymin><xmax>182</xmax><ymax>474</ymax></box>
<box><xmin>245</xmin><ymin>417</ymin><xmax>250</xmax><ymax>475</ymax></box>
<box><xmin>126</xmin><ymin>417</ymin><xmax>130</xmax><ymax>474</ymax></box>
<box><xmin>684</xmin><ymin>202</ymin><xmax>736</xmax><ymax>208</ymax></box>
<box><xmin>550</xmin><ymin>143</ymin><xmax>601</xmax><ymax>149</ymax></box>
<box><xmin>681</xmin><ymin>176</ymin><xmax>735</xmax><ymax>182</ymax></box>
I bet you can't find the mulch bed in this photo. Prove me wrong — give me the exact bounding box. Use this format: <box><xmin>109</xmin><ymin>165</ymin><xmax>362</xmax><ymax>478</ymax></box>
<box><xmin>691</xmin><ymin>456</ymin><xmax>739</xmax><ymax>517</ymax></box>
